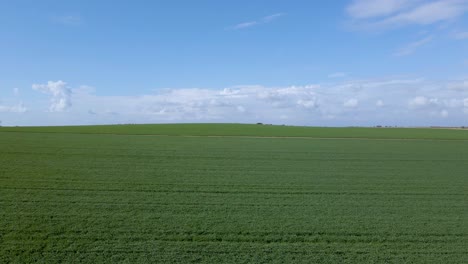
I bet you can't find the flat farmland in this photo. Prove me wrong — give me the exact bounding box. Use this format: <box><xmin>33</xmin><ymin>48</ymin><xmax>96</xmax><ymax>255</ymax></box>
<box><xmin>0</xmin><ymin>124</ymin><xmax>467</xmax><ymax>263</ymax></box>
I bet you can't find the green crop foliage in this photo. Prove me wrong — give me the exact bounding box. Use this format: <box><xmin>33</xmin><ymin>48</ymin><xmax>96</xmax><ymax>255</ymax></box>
<box><xmin>1</xmin><ymin>124</ymin><xmax>467</xmax><ymax>263</ymax></box>
<box><xmin>1</xmin><ymin>123</ymin><xmax>468</xmax><ymax>140</ymax></box>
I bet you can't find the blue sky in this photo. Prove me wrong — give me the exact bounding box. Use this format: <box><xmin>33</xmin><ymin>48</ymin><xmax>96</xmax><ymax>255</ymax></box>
<box><xmin>1</xmin><ymin>0</ymin><xmax>468</xmax><ymax>126</ymax></box>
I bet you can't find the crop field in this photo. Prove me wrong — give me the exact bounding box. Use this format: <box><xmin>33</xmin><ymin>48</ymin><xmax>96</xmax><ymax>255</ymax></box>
<box><xmin>2</xmin><ymin>123</ymin><xmax>468</xmax><ymax>140</ymax></box>
<box><xmin>0</xmin><ymin>124</ymin><xmax>467</xmax><ymax>263</ymax></box>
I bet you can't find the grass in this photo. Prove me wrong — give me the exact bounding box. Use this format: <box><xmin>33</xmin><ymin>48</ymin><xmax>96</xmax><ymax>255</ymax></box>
<box><xmin>0</xmin><ymin>124</ymin><xmax>467</xmax><ymax>263</ymax></box>
<box><xmin>1</xmin><ymin>123</ymin><xmax>468</xmax><ymax>139</ymax></box>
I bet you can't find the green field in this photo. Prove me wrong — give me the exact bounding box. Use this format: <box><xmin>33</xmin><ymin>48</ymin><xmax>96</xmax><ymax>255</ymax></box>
<box><xmin>1</xmin><ymin>124</ymin><xmax>467</xmax><ymax>263</ymax></box>
<box><xmin>2</xmin><ymin>123</ymin><xmax>468</xmax><ymax>139</ymax></box>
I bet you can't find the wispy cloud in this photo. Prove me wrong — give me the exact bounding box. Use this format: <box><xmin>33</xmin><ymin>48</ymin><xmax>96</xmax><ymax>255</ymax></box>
<box><xmin>53</xmin><ymin>15</ymin><xmax>83</xmax><ymax>26</ymax></box>
<box><xmin>347</xmin><ymin>0</ymin><xmax>413</xmax><ymax>19</ymax></box>
<box><xmin>230</xmin><ymin>13</ymin><xmax>285</xmax><ymax>30</ymax></box>
<box><xmin>262</xmin><ymin>13</ymin><xmax>284</xmax><ymax>22</ymax></box>
<box><xmin>380</xmin><ymin>1</ymin><xmax>468</xmax><ymax>26</ymax></box>
<box><xmin>454</xmin><ymin>31</ymin><xmax>468</xmax><ymax>39</ymax></box>
<box><xmin>232</xmin><ymin>21</ymin><xmax>259</xmax><ymax>30</ymax></box>
<box><xmin>394</xmin><ymin>35</ymin><xmax>433</xmax><ymax>56</ymax></box>
<box><xmin>328</xmin><ymin>72</ymin><xmax>348</xmax><ymax>78</ymax></box>
<box><xmin>347</xmin><ymin>0</ymin><xmax>468</xmax><ymax>30</ymax></box>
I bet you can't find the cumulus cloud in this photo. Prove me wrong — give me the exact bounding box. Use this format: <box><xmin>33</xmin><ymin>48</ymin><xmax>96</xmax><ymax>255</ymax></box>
<box><xmin>448</xmin><ymin>80</ymin><xmax>468</xmax><ymax>90</ymax></box>
<box><xmin>409</xmin><ymin>96</ymin><xmax>436</xmax><ymax>108</ymax></box>
<box><xmin>407</xmin><ymin>95</ymin><xmax>468</xmax><ymax>119</ymax></box>
<box><xmin>440</xmin><ymin>109</ymin><xmax>449</xmax><ymax>117</ymax></box>
<box><xmin>297</xmin><ymin>99</ymin><xmax>317</xmax><ymax>109</ymax></box>
<box><xmin>3</xmin><ymin>77</ymin><xmax>468</xmax><ymax>126</ymax></box>
<box><xmin>343</xmin><ymin>98</ymin><xmax>359</xmax><ymax>108</ymax></box>
<box><xmin>58</xmin><ymin>78</ymin><xmax>468</xmax><ymax>126</ymax></box>
<box><xmin>32</xmin><ymin>80</ymin><xmax>72</xmax><ymax>112</ymax></box>
<box><xmin>408</xmin><ymin>96</ymin><xmax>428</xmax><ymax>107</ymax></box>
<box><xmin>0</xmin><ymin>102</ymin><xmax>27</xmax><ymax>113</ymax></box>
<box><xmin>463</xmin><ymin>98</ymin><xmax>468</xmax><ymax>114</ymax></box>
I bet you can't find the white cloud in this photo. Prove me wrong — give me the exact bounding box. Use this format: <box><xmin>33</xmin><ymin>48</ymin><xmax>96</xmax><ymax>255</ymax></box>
<box><xmin>230</xmin><ymin>13</ymin><xmax>284</xmax><ymax>30</ymax></box>
<box><xmin>440</xmin><ymin>109</ymin><xmax>449</xmax><ymax>117</ymax></box>
<box><xmin>13</xmin><ymin>88</ymin><xmax>19</xmax><ymax>96</ymax></box>
<box><xmin>53</xmin><ymin>15</ymin><xmax>83</xmax><ymax>26</ymax></box>
<box><xmin>347</xmin><ymin>0</ymin><xmax>468</xmax><ymax>30</ymax></box>
<box><xmin>343</xmin><ymin>98</ymin><xmax>359</xmax><ymax>108</ymax></box>
<box><xmin>347</xmin><ymin>0</ymin><xmax>412</xmax><ymax>19</ymax></box>
<box><xmin>0</xmin><ymin>102</ymin><xmax>27</xmax><ymax>113</ymax></box>
<box><xmin>382</xmin><ymin>1</ymin><xmax>467</xmax><ymax>26</ymax></box>
<box><xmin>443</xmin><ymin>98</ymin><xmax>462</xmax><ymax>108</ymax></box>
<box><xmin>462</xmin><ymin>98</ymin><xmax>468</xmax><ymax>114</ymax></box>
<box><xmin>394</xmin><ymin>36</ymin><xmax>433</xmax><ymax>56</ymax></box>
<box><xmin>406</xmin><ymin>94</ymin><xmax>468</xmax><ymax>120</ymax></box>
<box><xmin>66</xmin><ymin>78</ymin><xmax>467</xmax><ymax>127</ymax></box>
<box><xmin>232</xmin><ymin>21</ymin><xmax>258</xmax><ymax>30</ymax></box>
<box><xmin>3</xmin><ymin>77</ymin><xmax>468</xmax><ymax>126</ymax></box>
<box><xmin>32</xmin><ymin>80</ymin><xmax>72</xmax><ymax>112</ymax></box>
<box><xmin>408</xmin><ymin>96</ymin><xmax>464</xmax><ymax>110</ymax></box>
<box><xmin>328</xmin><ymin>72</ymin><xmax>348</xmax><ymax>78</ymax></box>
<box><xmin>297</xmin><ymin>99</ymin><xmax>317</xmax><ymax>109</ymax></box>
<box><xmin>447</xmin><ymin>80</ymin><xmax>468</xmax><ymax>90</ymax></box>
<box><xmin>409</xmin><ymin>96</ymin><xmax>432</xmax><ymax>107</ymax></box>
<box><xmin>454</xmin><ymin>31</ymin><xmax>468</xmax><ymax>39</ymax></box>
<box><xmin>236</xmin><ymin>105</ymin><xmax>246</xmax><ymax>113</ymax></box>
<box><xmin>262</xmin><ymin>13</ymin><xmax>285</xmax><ymax>22</ymax></box>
